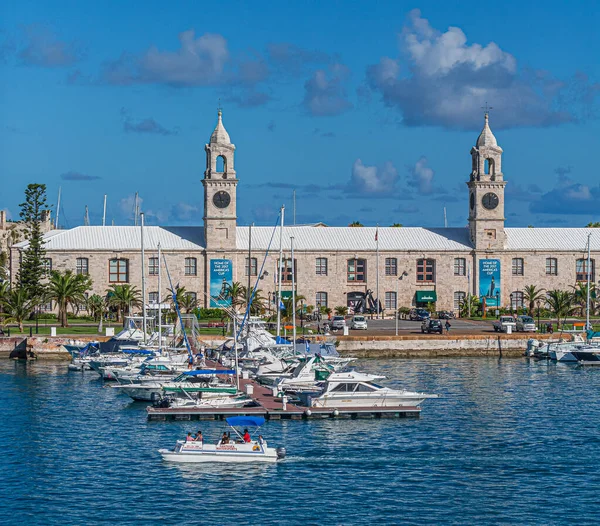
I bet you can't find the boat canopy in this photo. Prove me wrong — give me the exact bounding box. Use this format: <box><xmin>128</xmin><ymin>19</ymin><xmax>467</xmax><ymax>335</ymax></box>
<box><xmin>275</xmin><ymin>336</ymin><xmax>290</xmax><ymax>344</ymax></box>
<box><xmin>226</xmin><ymin>416</ymin><xmax>265</xmax><ymax>427</ymax></box>
<box><xmin>122</xmin><ymin>349</ymin><xmax>155</xmax><ymax>355</ymax></box>
<box><xmin>183</xmin><ymin>369</ymin><xmax>236</xmax><ymax>376</ymax></box>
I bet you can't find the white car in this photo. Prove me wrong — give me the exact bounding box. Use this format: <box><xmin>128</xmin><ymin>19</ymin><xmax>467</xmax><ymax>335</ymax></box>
<box><xmin>331</xmin><ymin>316</ymin><xmax>347</xmax><ymax>330</ymax></box>
<box><xmin>516</xmin><ymin>315</ymin><xmax>537</xmax><ymax>332</ymax></box>
<box><xmin>351</xmin><ymin>316</ymin><xmax>368</xmax><ymax>330</ymax></box>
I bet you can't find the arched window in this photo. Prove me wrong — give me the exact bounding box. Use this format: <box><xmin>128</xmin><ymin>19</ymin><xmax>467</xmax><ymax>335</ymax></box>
<box><xmin>484</xmin><ymin>158</ymin><xmax>495</xmax><ymax>175</ymax></box>
<box><xmin>109</xmin><ymin>258</ymin><xmax>129</xmax><ymax>283</ymax></box>
<box><xmin>216</xmin><ymin>155</ymin><xmax>226</xmax><ymax>172</ymax></box>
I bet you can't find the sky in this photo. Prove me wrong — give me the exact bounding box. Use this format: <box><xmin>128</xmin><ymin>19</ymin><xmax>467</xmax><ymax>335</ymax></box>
<box><xmin>1</xmin><ymin>0</ymin><xmax>599</xmax><ymax>229</ymax></box>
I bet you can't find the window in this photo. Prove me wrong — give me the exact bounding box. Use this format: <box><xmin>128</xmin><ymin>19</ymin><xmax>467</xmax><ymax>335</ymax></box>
<box><xmin>40</xmin><ymin>300</ymin><xmax>53</xmax><ymax>312</ymax></box>
<box><xmin>385</xmin><ymin>258</ymin><xmax>397</xmax><ymax>276</ymax></box>
<box><xmin>43</xmin><ymin>258</ymin><xmax>52</xmax><ymax>272</ymax></box>
<box><xmin>148</xmin><ymin>292</ymin><xmax>158</xmax><ymax>304</ymax></box>
<box><xmin>185</xmin><ymin>257</ymin><xmax>197</xmax><ymax>276</ymax></box>
<box><xmin>385</xmin><ymin>291</ymin><xmax>397</xmax><ymax>310</ymax></box>
<box><xmin>512</xmin><ymin>258</ymin><xmax>524</xmax><ymax>276</ymax></box>
<box><xmin>148</xmin><ymin>257</ymin><xmax>159</xmax><ymax>276</ymax></box>
<box><xmin>316</xmin><ymin>257</ymin><xmax>328</xmax><ymax>276</ymax></box>
<box><xmin>280</xmin><ymin>258</ymin><xmax>296</xmax><ymax>282</ymax></box>
<box><xmin>76</xmin><ymin>257</ymin><xmax>89</xmax><ymax>276</ymax></box>
<box><xmin>454</xmin><ymin>291</ymin><xmax>466</xmax><ymax>311</ymax></box>
<box><xmin>245</xmin><ymin>257</ymin><xmax>257</xmax><ymax>276</ymax></box>
<box><xmin>416</xmin><ymin>259</ymin><xmax>435</xmax><ymax>282</ymax></box>
<box><xmin>186</xmin><ymin>292</ymin><xmax>197</xmax><ymax>303</ymax></box>
<box><xmin>316</xmin><ymin>292</ymin><xmax>328</xmax><ymax>308</ymax></box>
<box><xmin>77</xmin><ymin>292</ymin><xmax>89</xmax><ymax>311</ymax></box>
<box><xmin>347</xmin><ymin>258</ymin><xmax>366</xmax><ymax>282</ymax></box>
<box><xmin>511</xmin><ymin>291</ymin><xmax>524</xmax><ymax>310</ymax></box>
<box><xmin>109</xmin><ymin>258</ymin><xmax>128</xmax><ymax>283</ymax></box>
<box><xmin>454</xmin><ymin>258</ymin><xmax>466</xmax><ymax>276</ymax></box>
<box><xmin>576</xmin><ymin>259</ymin><xmax>595</xmax><ymax>282</ymax></box>
<box><xmin>545</xmin><ymin>258</ymin><xmax>557</xmax><ymax>276</ymax></box>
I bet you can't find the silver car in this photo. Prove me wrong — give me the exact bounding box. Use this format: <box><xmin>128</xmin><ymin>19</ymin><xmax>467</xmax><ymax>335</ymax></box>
<box><xmin>351</xmin><ymin>315</ymin><xmax>368</xmax><ymax>330</ymax></box>
<box><xmin>516</xmin><ymin>315</ymin><xmax>537</xmax><ymax>332</ymax></box>
<box><xmin>331</xmin><ymin>316</ymin><xmax>347</xmax><ymax>330</ymax></box>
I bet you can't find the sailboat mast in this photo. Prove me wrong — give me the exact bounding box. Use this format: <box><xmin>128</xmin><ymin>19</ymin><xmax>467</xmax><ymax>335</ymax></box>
<box><xmin>276</xmin><ymin>205</ymin><xmax>285</xmax><ymax>338</ymax></box>
<box><xmin>291</xmin><ymin>235</ymin><xmax>296</xmax><ymax>348</ymax></box>
<box><xmin>102</xmin><ymin>195</ymin><xmax>107</xmax><ymax>226</ymax></box>
<box><xmin>55</xmin><ymin>187</ymin><xmax>62</xmax><ymax>228</ymax></box>
<box><xmin>157</xmin><ymin>242</ymin><xmax>162</xmax><ymax>354</ymax></box>
<box><xmin>140</xmin><ymin>212</ymin><xmax>147</xmax><ymax>344</ymax></box>
<box><xmin>586</xmin><ymin>233</ymin><xmax>592</xmax><ymax>332</ymax></box>
<box><xmin>247</xmin><ymin>223</ymin><xmax>252</xmax><ymax>335</ymax></box>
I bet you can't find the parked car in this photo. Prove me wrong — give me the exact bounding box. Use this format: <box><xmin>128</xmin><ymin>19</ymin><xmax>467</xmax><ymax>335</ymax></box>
<box><xmin>437</xmin><ymin>311</ymin><xmax>455</xmax><ymax>319</ymax></box>
<box><xmin>351</xmin><ymin>315</ymin><xmax>368</xmax><ymax>330</ymax></box>
<box><xmin>331</xmin><ymin>316</ymin><xmax>347</xmax><ymax>330</ymax></box>
<box><xmin>516</xmin><ymin>315</ymin><xmax>537</xmax><ymax>332</ymax></box>
<box><xmin>493</xmin><ymin>316</ymin><xmax>517</xmax><ymax>333</ymax></box>
<box><xmin>421</xmin><ymin>319</ymin><xmax>443</xmax><ymax>334</ymax></box>
<box><xmin>410</xmin><ymin>308</ymin><xmax>431</xmax><ymax>321</ymax></box>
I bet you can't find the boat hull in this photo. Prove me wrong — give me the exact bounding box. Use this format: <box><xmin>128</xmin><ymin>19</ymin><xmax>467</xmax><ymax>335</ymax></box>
<box><xmin>158</xmin><ymin>444</ymin><xmax>279</xmax><ymax>463</ymax></box>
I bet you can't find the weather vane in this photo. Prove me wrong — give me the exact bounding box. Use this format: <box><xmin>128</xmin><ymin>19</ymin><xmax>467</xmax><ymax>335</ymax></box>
<box><xmin>481</xmin><ymin>102</ymin><xmax>493</xmax><ymax>116</ymax></box>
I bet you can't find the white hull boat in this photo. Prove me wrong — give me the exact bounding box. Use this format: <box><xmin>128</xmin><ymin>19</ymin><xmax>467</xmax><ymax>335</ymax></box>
<box><xmin>159</xmin><ymin>416</ymin><xmax>285</xmax><ymax>463</ymax></box>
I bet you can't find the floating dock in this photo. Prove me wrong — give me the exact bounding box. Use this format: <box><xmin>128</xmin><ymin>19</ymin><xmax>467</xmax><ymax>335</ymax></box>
<box><xmin>146</xmin><ymin>377</ymin><xmax>421</xmax><ymax>421</ymax></box>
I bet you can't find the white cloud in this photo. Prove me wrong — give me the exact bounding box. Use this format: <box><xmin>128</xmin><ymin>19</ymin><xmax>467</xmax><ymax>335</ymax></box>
<box><xmin>350</xmin><ymin>159</ymin><xmax>398</xmax><ymax>194</ymax></box>
<box><xmin>407</xmin><ymin>156</ymin><xmax>436</xmax><ymax>195</ymax></box>
<box><xmin>303</xmin><ymin>64</ymin><xmax>353</xmax><ymax>116</ymax></box>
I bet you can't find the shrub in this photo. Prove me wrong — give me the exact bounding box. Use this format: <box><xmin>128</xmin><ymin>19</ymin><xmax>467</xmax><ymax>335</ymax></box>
<box><xmin>193</xmin><ymin>308</ymin><xmax>224</xmax><ymax>319</ymax></box>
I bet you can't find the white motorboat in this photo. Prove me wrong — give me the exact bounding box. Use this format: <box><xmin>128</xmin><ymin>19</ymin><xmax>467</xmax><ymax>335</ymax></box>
<box><xmin>274</xmin><ymin>355</ymin><xmax>336</xmax><ymax>393</ymax></box>
<box><xmin>112</xmin><ymin>369</ymin><xmax>238</xmax><ymax>402</ymax></box>
<box><xmin>159</xmin><ymin>416</ymin><xmax>285</xmax><ymax>463</ymax></box>
<box><xmin>162</xmin><ymin>393</ymin><xmax>251</xmax><ymax>410</ymax></box>
<box><xmin>299</xmin><ymin>371</ymin><xmax>438</xmax><ymax>408</ymax></box>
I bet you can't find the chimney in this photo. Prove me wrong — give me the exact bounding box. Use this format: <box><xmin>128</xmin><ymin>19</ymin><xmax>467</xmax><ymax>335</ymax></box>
<box><xmin>0</xmin><ymin>210</ymin><xmax>6</xmax><ymax>229</ymax></box>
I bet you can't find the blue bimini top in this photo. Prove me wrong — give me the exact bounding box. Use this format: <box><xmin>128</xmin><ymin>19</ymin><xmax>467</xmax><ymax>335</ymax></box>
<box><xmin>226</xmin><ymin>416</ymin><xmax>265</xmax><ymax>427</ymax></box>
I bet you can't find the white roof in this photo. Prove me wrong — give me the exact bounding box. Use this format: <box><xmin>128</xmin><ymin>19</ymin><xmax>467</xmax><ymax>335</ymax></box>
<box><xmin>13</xmin><ymin>226</ymin><xmax>205</xmax><ymax>251</ymax></box>
<box><xmin>209</xmin><ymin>110</ymin><xmax>232</xmax><ymax>145</ymax></box>
<box><xmin>505</xmin><ymin>228</ymin><xmax>600</xmax><ymax>251</ymax></box>
<box><xmin>476</xmin><ymin>113</ymin><xmax>499</xmax><ymax>148</ymax></box>
<box><xmin>236</xmin><ymin>226</ymin><xmax>473</xmax><ymax>252</ymax></box>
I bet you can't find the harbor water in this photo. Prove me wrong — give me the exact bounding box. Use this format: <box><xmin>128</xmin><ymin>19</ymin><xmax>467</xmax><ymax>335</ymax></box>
<box><xmin>1</xmin><ymin>358</ymin><xmax>600</xmax><ymax>525</ymax></box>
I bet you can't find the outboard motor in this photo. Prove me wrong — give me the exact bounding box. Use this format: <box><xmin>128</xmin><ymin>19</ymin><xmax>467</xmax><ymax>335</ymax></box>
<box><xmin>276</xmin><ymin>447</ymin><xmax>286</xmax><ymax>460</ymax></box>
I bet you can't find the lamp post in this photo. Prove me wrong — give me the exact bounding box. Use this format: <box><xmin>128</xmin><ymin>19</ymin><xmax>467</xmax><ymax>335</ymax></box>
<box><xmin>536</xmin><ymin>300</ymin><xmax>541</xmax><ymax>331</ymax></box>
<box><xmin>396</xmin><ymin>271</ymin><xmax>408</xmax><ymax>336</ymax></box>
<box><xmin>510</xmin><ymin>293</ymin><xmax>514</xmax><ymax>316</ymax></box>
<box><xmin>496</xmin><ymin>291</ymin><xmax>500</xmax><ymax>319</ymax></box>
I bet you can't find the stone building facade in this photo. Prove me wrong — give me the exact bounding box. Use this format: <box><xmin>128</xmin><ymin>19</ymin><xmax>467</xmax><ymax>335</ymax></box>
<box><xmin>10</xmin><ymin>111</ymin><xmax>600</xmax><ymax>314</ymax></box>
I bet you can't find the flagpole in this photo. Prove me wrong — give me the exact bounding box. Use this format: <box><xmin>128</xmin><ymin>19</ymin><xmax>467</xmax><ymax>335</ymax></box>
<box><xmin>291</xmin><ymin>236</ymin><xmax>296</xmax><ymax>349</ymax></box>
<box><xmin>376</xmin><ymin>224</ymin><xmax>380</xmax><ymax>319</ymax></box>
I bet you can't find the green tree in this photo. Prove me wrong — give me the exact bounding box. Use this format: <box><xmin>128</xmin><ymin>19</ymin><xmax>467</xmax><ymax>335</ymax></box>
<box><xmin>391</xmin><ymin>223</ymin><xmax>403</xmax><ymax>227</ymax></box>
<box><xmin>281</xmin><ymin>294</ymin><xmax>306</xmax><ymax>322</ymax></box>
<box><xmin>1</xmin><ymin>287</ymin><xmax>35</xmax><ymax>332</ymax></box>
<box><xmin>46</xmin><ymin>270</ymin><xmax>92</xmax><ymax>327</ymax></box>
<box><xmin>17</xmin><ymin>184</ymin><xmax>49</xmax><ymax>300</ymax></box>
<box><xmin>223</xmin><ymin>281</ymin><xmax>246</xmax><ymax>310</ymax></box>
<box><xmin>106</xmin><ymin>284</ymin><xmax>142</xmax><ymax>324</ymax></box>
<box><xmin>459</xmin><ymin>296</ymin><xmax>481</xmax><ymax>318</ymax></box>
<box><xmin>0</xmin><ymin>249</ymin><xmax>8</xmax><ymax>282</ymax></box>
<box><xmin>523</xmin><ymin>285</ymin><xmax>546</xmax><ymax>315</ymax></box>
<box><xmin>334</xmin><ymin>305</ymin><xmax>348</xmax><ymax>316</ymax></box>
<box><xmin>0</xmin><ymin>280</ymin><xmax>10</xmax><ymax>318</ymax></box>
<box><xmin>348</xmin><ymin>221</ymin><xmax>364</xmax><ymax>227</ymax></box>
<box><xmin>545</xmin><ymin>289</ymin><xmax>574</xmax><ymax>328</ymax></box>
<box><xmin>86</xmin><ymin>294</ymin><xmax>108</xmax><ymax>333</ymax></box>
<box><xmin>178</xmin><ymin>292</ymin><xmax>198</xmax><ymax>314</ymax></box>
<box><xmin>586</xmin><ymin>222</ymin><xmax>600</xmax><ymax>227</ymax></box>
<box><xmin>571</xmin><ymin>282</ymin><xmax>597</xmax><ymax>317</ymax></box>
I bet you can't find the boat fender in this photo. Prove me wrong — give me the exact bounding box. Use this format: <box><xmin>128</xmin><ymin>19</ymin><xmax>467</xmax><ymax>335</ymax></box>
<box><xmin>304</xmin><ymin>409</ymin><xmax>312</xmax><ymax>417</ymax></box>
<box><xmin>332</xmin><ymin>409</ymin><xmax>339</xmax><ymax>417</ymax></box>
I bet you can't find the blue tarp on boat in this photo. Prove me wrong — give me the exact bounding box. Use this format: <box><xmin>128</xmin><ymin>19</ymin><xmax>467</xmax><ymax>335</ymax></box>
<box><xmin>226</xmin><ymin>416</ymin><xmax>265</xmax><ymax>427</ymax></box>
<box><xmin>122</xmin><ymin>349</ymin><xmax>155</xmax><ymax>355</ymax></box>
<box><xmin>183</xmin><ymin>369</ymin><xmax>236</xmax><ymax>376</ymax></box>
<box><xmin>275</xmin><ymin>336</ymin><xmax>290</xmax><ymax>344</ymax></box>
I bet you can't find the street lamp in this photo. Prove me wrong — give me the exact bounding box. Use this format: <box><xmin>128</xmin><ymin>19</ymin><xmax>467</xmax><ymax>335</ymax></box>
<box><xmin>536</xmin><ymin>299</ymin><xmax>541</xmax><ymax>331</ymax></box>
<box><xmin>495</xmin><ymin>290</ymin><xmax>500</xmax><ymax>319</ymax></box>
<box><xmin>509</xmin><ymin>293</ymin><xmax>514</xmax><ymax>315</ymax></box>
<box><xmin>396</xmin><ymin>271</ymin><xmax>408</xmax><ymax>336</ymax></box>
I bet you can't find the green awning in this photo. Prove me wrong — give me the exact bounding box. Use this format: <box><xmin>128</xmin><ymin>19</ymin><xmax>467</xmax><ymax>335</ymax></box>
<box><xmin>280</xmin><ymin>291</ymin><xmax>295</xmax><ymax>299</ymax></box>
<box><xmin>416</xmin><ymin>291</ymin><xmax>437</xmax><ymax>303</ymax></box>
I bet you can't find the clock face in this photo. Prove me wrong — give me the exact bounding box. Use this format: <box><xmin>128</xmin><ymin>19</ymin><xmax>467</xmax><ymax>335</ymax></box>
<box><xmin>482</xmin><ymin>192</ymin><xmax>499</xmax><ymax>210</ymax></box>
<box><xmin>470</xmin><ymin>193</ymin><xmax>475</xmax><ymax>210</ymax></box>
<box><xmin>213</xmin><ymin>191</ymin><xmax>231</xmax><ymax>209</ymax></box>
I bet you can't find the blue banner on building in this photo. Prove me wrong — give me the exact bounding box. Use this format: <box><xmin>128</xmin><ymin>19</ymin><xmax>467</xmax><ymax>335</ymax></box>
<box><xmin>479</xmin><ymin>259</ymin><xmax>501</xmax><ymax>308</ymax></box>
<box><xmin>209</xmin><ymin>259</ymin><xmax>233</xmax><ymax>307</ymax></box>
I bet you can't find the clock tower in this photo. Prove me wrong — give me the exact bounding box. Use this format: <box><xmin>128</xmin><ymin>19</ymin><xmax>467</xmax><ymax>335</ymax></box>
<box><xmin>203</xmin><ymin>109</ymin><xmax>237</xmax><ymax>250</ymax></box>
<box><xmin>467</xmin><ymin>112</ymin><xmax>507</xmax><ymax>250</ymax></box>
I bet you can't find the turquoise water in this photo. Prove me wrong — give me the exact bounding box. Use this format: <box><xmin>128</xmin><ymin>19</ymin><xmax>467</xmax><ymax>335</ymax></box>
<box><xmin>1</xmin><ymin>358</ymin><xmax>600</xmax><ymax>525</ymax></box>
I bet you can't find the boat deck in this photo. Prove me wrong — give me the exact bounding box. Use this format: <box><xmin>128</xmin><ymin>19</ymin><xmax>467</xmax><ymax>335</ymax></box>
<box><xmin>147</xmin><ymin>377</ymin><xmax>421</xmax><ymax>421</ymax></box>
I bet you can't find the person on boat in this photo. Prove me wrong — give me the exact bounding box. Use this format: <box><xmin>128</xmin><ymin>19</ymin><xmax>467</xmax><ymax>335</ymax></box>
<box><xmin>186</xmin><ymin>432</ymin><xmax>194</xmax><ymax>442</ymax></box>
<box><xmin>221</xmin><ymin>432</ymin><xmax>229</xmax><ymax>444</ymax></box>
<box><xmin>194</xmin><ymin>431</ymin><xmax>203</xmax><ymax>442</ymax></box>
<box><xmin>243</xmin><ymin>429</ymin><xmax>251</xmax><ymax>443</ymax></box>
<box><xmin>258</xmin><ymin>435</ymin><xmax>264</xmax><ymax>446</ymax></box>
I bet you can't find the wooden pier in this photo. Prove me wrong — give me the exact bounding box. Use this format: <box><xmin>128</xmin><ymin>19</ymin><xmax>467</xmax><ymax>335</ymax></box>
<box><xmin>146</xmin><ymin>377</ymin><xmax>421</xmax><ymax>421</ymax></box>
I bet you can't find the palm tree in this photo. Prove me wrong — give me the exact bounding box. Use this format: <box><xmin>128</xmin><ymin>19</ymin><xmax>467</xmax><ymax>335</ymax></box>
<box><xmin>348</xmin><ymin>221</ymin><xmax>364</xmax><ymax>227</ymax></box>
<box><xmin>281</xmin><ymin>294</ymin><xmax>306</xmax><ymax>322</ymax></box>
<box><xmin>571</xmin><ymin>282</ymin><xmax>597</xmax><ymax>317</ymax></box>
<box><xmin>106</xmin><ymin>284</ymin><xmax>142</xmax><ymax>324</ymax></box>
<box><xmin>0</xmin><ymin>280</ymin><xmax>9</xmax><ymax>317</ymax></box>
<box><xmin>459</xmin><ymin>296</ymin><xmax>481</xmax><ymax>318</ymax></box>
<box><xmin>178</xmin><ymin>292</ymin><xmax>198</xmax><ymax>314</ymax></box>
<box><xmin>523</xmin><ymin>285</ymin><xmax>546</xmax><ymax>315</ymax></box>
<box><xmin>223</xmin><ymin>281</ymin><xmax>246</xmax><ymax>310</ymax></box>
<box><xmin>1</xmin><ymin>287</ymin><xmax>35</xmax><ymax>332</ymax></box>
<box><xmin>247</xmin><ymin>289</ymin><xmax>266</xmax><ymax>316</ymax></box>
<box><xmin>391</xmin><ymin>223</ymin><xmax>403</xmax><ymax>227</ymax></box>
<box><xmin>334</xmin><ymin>305</ymin><xmax>348</xmax><ymax>316</ymax></box>
<box><xmin>46</xmin><ymin>270</ymin><xmax>92</xmax><ymax>327</ymax></box>
<box><xmin>87</xmin><ymin>294</ymin><xmax>108</xmax><ymax>333</ymax></box>
<box><xmin>545</xmin><ymin>289</ymin><xmax>574</xmax><ymax>329</ymax></box>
